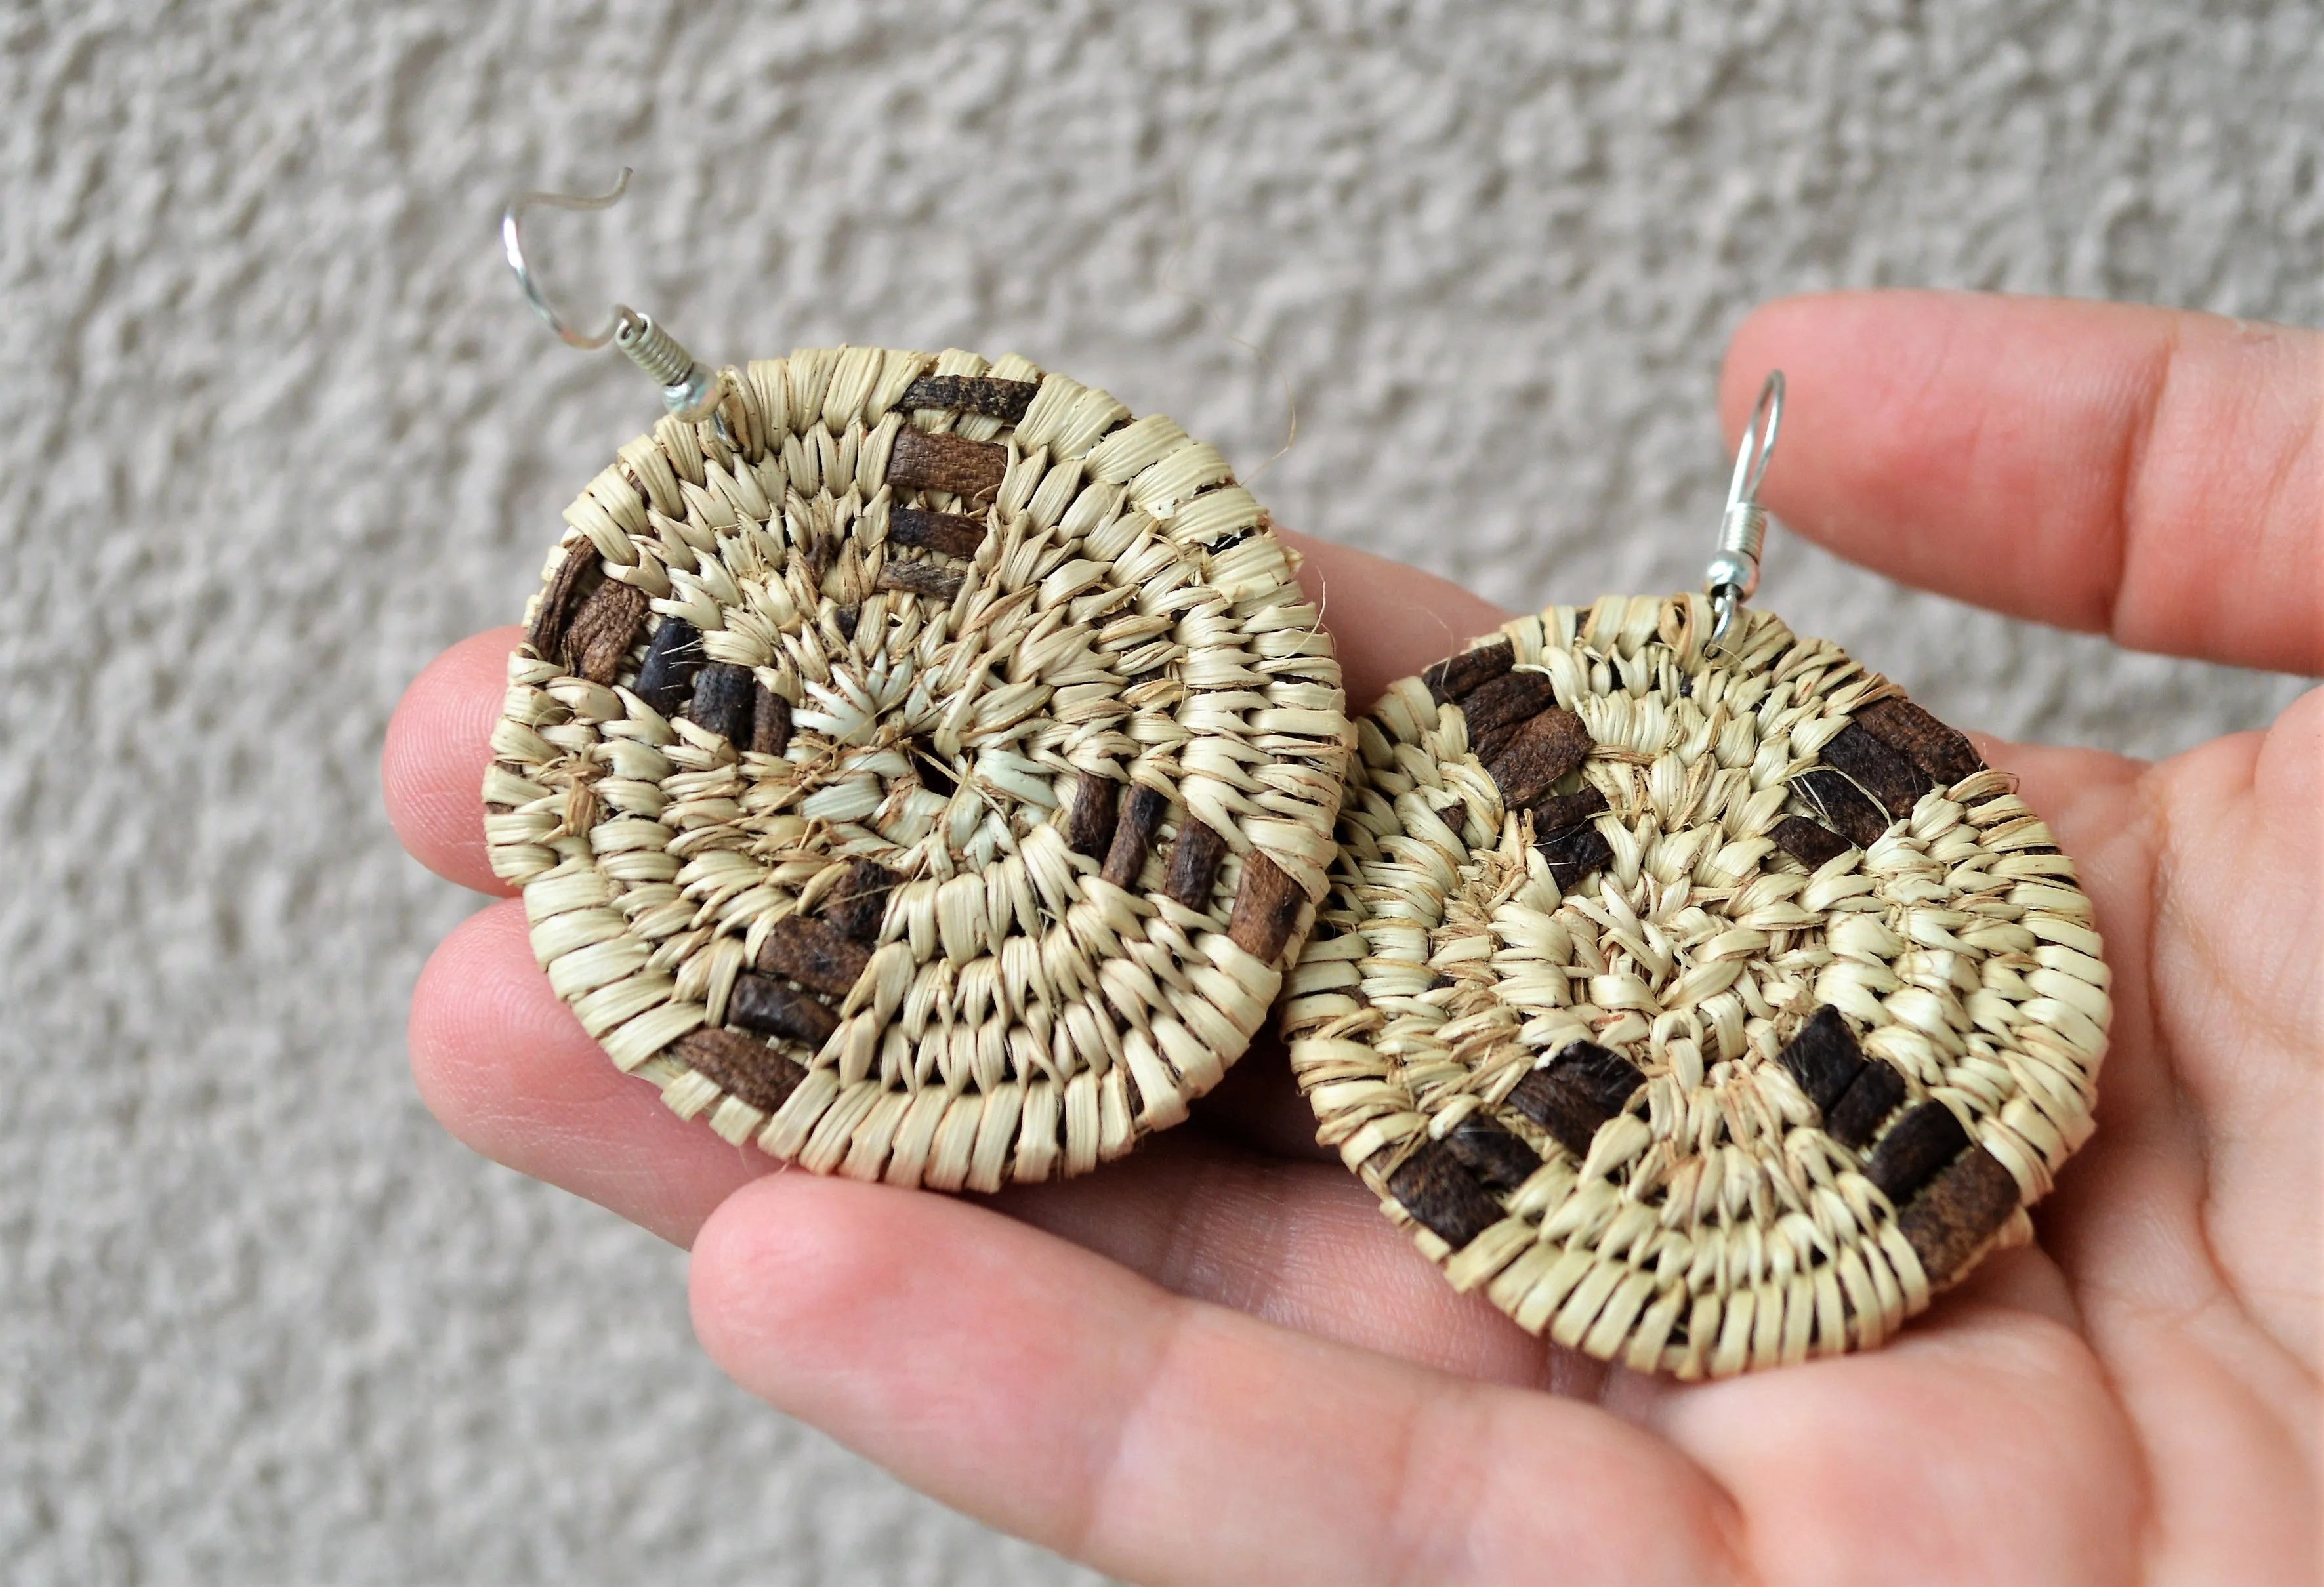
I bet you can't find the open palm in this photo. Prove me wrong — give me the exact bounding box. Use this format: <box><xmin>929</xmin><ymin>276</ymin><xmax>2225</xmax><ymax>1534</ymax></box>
<box><xmin>387</xmin><ymin>292</ymin><xmax>2319</xmax><ymax>1584</ymax></box>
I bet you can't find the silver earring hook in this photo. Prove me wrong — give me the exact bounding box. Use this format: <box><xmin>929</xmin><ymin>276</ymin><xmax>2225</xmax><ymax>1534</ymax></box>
<box><xmin>1705</xmin><ymin>369</ymin><xmax>1785</xmax><ymax>644</ymax></box>
<box><xmin>500</xmin><ymin>167</ymin><xmax>721</xmax><ymax>420</ymax></box>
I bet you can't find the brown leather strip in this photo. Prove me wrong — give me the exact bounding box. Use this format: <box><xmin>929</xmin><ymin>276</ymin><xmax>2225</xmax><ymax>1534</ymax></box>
<box><xmin>1102</xmin><ymin>784</ymin><xmax>1169</xmax><ymax>888</ymax></box>
<box><xmin>1898</xmin><ymin>1145</ymin><xmax>2021</xmax><ymax>1282</ymax></box>
<box><xmin>529</xmin><ymin>545</ymin><xmax>593</xmax><ymax>659</ymax></box>
<box><xmin>898</xmin><ymin>374</ymin><xmax>1039</xmax><ymax>423</ymax></box>
<box><xmin>1775</xmin><ymin>1005</ymin><xmax>1867</xmax><ymax>1114</ymax></box>
<box><xmin>1163</xmin><ymin>819</ymin><xmax>1228</xmax><ymax>909</ymax></box>
<box><xmin>671</xmin><ymin>1028</ymin><xmax>808</xmax><ymax>1116</ymax></box>
<box><xmin>1794</xmin><ymin>768</ymin><xmax>1892</xmax><ymax>849</ymax></box>
<box><xmin>1457</xmin><ymin>670</ymin><xmax>1560</xmax><ymax>761</ymax></box>
<box><xmin>1854</xmin><ymin>697</ymin><xmax>1983</xmax><ymax>787</ymax></box>
<box><xmin>631</xmin><ymin>615</ymin><xmax>703</xmax><ymax>716</ymax></box>
<box><xmin>1066</xmin><ymin>771</ymin><xmax>1119</xmax><ymax>860</ymax></box>
<box><xmin>757</xmin><ymin>914</ymin><xmax>873</xmax><ymax>997</ymax></box>
<box><xmin>563</xmin><ymin>578</ymin><xmax>649</xmax><ymax>686</ymax></box>
<box><xmin>1772</xmin><ymin>814</ymin><xmax>1854</xmax><ymax>869</ymax></box>
<box><xmin>887</xmin><ymin>506</ymin><xmax>989</xmax><ymax>559</ymax></box>
<box><xmin>1444</xmin><ymin>1115</ymin><xmax>1543</xmax><ymax>1192</ymax></box>
<box><xmin>689</xmin><ymin>662</ymin><xmax>755</xmax><ymax>745</ymax></box>
<box><xmin>750</xmin><ymin>687</ymin><xmax>793</xmax><ymax>756</ymax></box>
<box><xmin>1537</xmin><ymin>823</ymin><xmax>1613</xmax><ymax>894</ymax></box>
<box><xmin>726</xmin><ymin>972</ymin><xmax>840</xmax><ymax>1046</ymax></box>
<box><xmin>819</xmin><ymin>859</ymin><xmax>901</xmax><ymax>944</ymax></box>
<box><xmin>877</xmin><ymin>561</ymin><xmax>965</xmax><ymax>603</ymax></box>
<box><xmin>1820</xmin><ymin>721</ymin><xmax>1930</xmax><ymax>819</ymax></box>
<box><xmin>1226</xmin><ymin>850</ymin><xmax>1307</xmax><ymax>964</ymax></box>
<box><xmin>1485</xmin><ymin>707</ymin><xmax>1593</xmax><ymax>808</ymax></box>
<box><xmin>1385</xmin><ymin>1140</ymin><xmax>1504</xmax><ymax>1249</ymax></box>
<box><xmin>1865</xmin><ymin>1100</ymin><xmax>1972</xmax><ymax>1205</ymax></box>
<box><xmin>1422</xmin><ymin>640</ymin><xmax>1514</xmax><ymax>704</ymax></box>
<box><xmin>889</xmin><ymin>429</ymin><xmax>1008</xmax><ymax>499</ymax></box>
<box><xmin>1825</xmin><ymin>1060</ymin><xmax>1907</xmax><ymax>1150</ymax></box>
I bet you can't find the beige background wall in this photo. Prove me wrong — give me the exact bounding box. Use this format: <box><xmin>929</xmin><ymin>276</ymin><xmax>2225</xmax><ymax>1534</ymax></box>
<box><xmin>3</xmin><ymin>2</ymin><xmax>2314</xmax><ymax>1581</ymax></box>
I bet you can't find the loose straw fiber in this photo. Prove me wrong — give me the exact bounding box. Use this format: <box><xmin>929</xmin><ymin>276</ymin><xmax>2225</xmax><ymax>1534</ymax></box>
<box><xmin>488</xmin><ymin>347</ymin><xmax>1350</xmax><ymax>1189</ymax></box>
<box><xmin>1283</xmin><ymin>595</ymin><xmax>2109</xmax><ymax>1375</ymax></box>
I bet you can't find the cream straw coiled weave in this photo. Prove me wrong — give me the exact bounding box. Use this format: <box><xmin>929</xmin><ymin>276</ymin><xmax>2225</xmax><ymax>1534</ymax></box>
<box><xmin>1283</xmin><ymin>594</ymin><xmax>2109</xmax><ymax>1375</ymax></box>
<box><xmin>488</xmin><ymin>346</ymin><xmax>1350</xmax><ymax>1188</ymax></box>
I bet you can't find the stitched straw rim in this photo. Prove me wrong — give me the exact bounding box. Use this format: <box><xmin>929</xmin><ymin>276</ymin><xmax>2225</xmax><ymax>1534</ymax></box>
<box><xmin>1283</xmin><ymin>594</ymin><xmax>2109</xmax><ymax>1375</ymax></box>
<box><xmin>488</xmin><ymin>346</ymin><xmax>1349</xmax><ymax>1189</ymax></box>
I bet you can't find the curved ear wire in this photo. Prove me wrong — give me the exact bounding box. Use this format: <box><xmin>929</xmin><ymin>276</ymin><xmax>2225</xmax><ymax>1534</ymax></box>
<box><xmin>503</xmin><ymin>168</ymin><xmax>634</xmax><ymax>350</ymax></box>
<box><xmin>499</xmin><ymin>167</ymin><xmax>720</xmax><ymax>419</ymax></box>
<box><xmin>1706</xmin><ymin>370</ymin><xmax>1785</xmax><ymax>644</ymax></box>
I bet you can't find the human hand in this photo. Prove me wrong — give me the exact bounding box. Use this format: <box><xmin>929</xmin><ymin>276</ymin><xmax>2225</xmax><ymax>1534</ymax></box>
<box><xmin>385</xmin><ymin>291</ymin><xmax>2318</xmax><ymax>1584</ymax></box>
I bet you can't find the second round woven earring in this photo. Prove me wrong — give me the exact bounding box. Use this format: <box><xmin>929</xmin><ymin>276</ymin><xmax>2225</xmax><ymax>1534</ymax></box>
<box><xmin>486</xmin><ymin>178</ymin><xmax>1348</xmax><ymax>1189</ymax></box>
<box><xmin>1284</xmin><ymin>379</ymin><xmax>2109</xmax><ymax>1375</ymax></box>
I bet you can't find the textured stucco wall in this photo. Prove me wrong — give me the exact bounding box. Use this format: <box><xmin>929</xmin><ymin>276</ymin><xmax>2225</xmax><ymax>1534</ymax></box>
<box><xmin>3</xmin><ymin>3</ymin><xmax>2315</xmax><ymax>1582</ymax></box>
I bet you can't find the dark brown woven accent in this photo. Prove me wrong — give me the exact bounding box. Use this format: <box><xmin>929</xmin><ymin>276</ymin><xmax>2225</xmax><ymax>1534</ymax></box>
<box><xmin>727</xmin><ymin>973</ymin><xmax>840</xmax><ymax>1046</ymax></box>
<box><xmin>1794</xmin><ymin>768</ymin><xmax>1892</xmax><ymax>850</ymax></box>
<box><xmin>1423</xmin><ymin>640</ymin><xmax>1514</xmax><ymax>705</ymax></box>
<box><xmin>1444</xmin><ymin>1115</ymin><xmax>1543</xmax><ymax>1192</ymax></box>
<box><xmin>1485</xmin><ymin>708</ymin><xmax>1593</xmax><ymax>808</ymax></box>
<box><xmin>563</xmin><ymin>578</ymin><xmax>649</xmax><ymax>686</ymax></box>
<box><xmin>877</xmin><ymin>561</ymin><xmax>965</xmax><ymax>603</ymax></box>
<box><xmin>1457</xmin><ymin>670</ymin><xmax>1561</xmax><ymax>762</ymax></box>
<box><xmin>1854</xmin><ymin>697</ymin><xmax>1983</xmax><ymax>787</ymax></box>
<box><xmin>888</xmin><ymin>506</ymin><xmax>989</xmax><ymax>559</ymax></box>
<box><xmin>889</xmin><ymin>429</ymin><xmax>1008</xmax><ymax>499</ymax></box>
<box><xmin>1102</xmin><ymin>784</ymin><xmax>1168</xmax><ymax>888</ymax></box>
<box><xmin>833</xmin><ymin>604</ymin><xmax>860</xmax><ymax>640</ymax></box>
<box><xmin>1066</xmin><ymin>772</ymin><xmax>1119</xmax><ymax>861</ymax></box>
<box><xmin>1820</xmin><ymin>722</ymin><xmax>1930</xmax><ymax>819</ymax></box>
<box><xmin>690</xmin><ymin>662</ymin><xmax>755</xmax><ymax>745</ymax></box>
<box><xmin>1227</xmin><ymin>850</ymin><xmax>1307</xmax><ymax>964</ymax></box>
<box><xmin>757</xmin><ymin>915</ymin><xmax>873</xmax><ymax>997</ymax></box>
<box><xmin>671</xmin><ymin>1028</ymin><xmax>808</xmax><ymax>1116</ymax></box>
<box><xmin>1898</xmin><ymin>1145</ymin><xmax>2021</xmax><ymax>1282</ymax></box>
<box><xmin>1865</xmin><ymin>1100</ymin><xmax>1972</xmax><ymax>1205</ymax></box>
<box><xmin>529</xmin><ymin>545</ymin><xmax>593</xmax><ymax>659</ymax></box>
<box><xmin>1548</xmin><ymin>1039</ymin><xmax>1646</xmax><ymax>1116</ymax></box>
<box><xmin>819</xmin><ymin>859</ymin><xmax>901</xmax><ymax>945</ymax></box>
<box><xmin>751</xmin><ymin>686</ymin><xmax>793</xmax><ymax>756</ymax></box>
<box><xmin>1772</xmin><ymin>814</ymin><xmax>1854</xmax><ymax>869</ymax></box>
<box><xmin>1506</xmin><ymin>1042</ymin><xmax>1642</xmax><ymax>1157</ymax></box>
<box><xmin>1537</xmin><ymin>823</ymin><xmax>1614</xmax><ymax>894</ymax></box>
<box><xmin>1163</xmin><ymin>819</ymin><xmax>1228</xmax><ymax>909</ymax></box>
<box><xmin>1385</xmin><ymin>1140</ymin><xmax>1503</xmax><ymax>1249</ymax></box>
<box><xmin>1775</xmin><ymin>1006</ymin><xmax>1867</xmax><ymax>1113</ymax></box>
<box><xmin>900</xmin><ymin>374</ymin><xmax>1039</xmax><ymax>422</ymax></box>
<box><xmin>1825</xmin><ymin>1060</ymin><xmax>1907</xmax><ymax>1150</ymax></box>
<box><xmin>1531</xmin><ymin>786</ymin><xmax>1608</xmax><ymax>836</ymax></box>
<box><xmin>632</xmin><ymin>615</ymin><xmax>704</xmax><ymax>717</ymax></box>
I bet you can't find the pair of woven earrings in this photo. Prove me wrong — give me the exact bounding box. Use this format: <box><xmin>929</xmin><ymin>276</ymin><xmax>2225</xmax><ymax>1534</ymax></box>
<box><xmin>484</xmin><ymin>175</ymin><xmax>2109</xmax><ymax>1377</ymax></box>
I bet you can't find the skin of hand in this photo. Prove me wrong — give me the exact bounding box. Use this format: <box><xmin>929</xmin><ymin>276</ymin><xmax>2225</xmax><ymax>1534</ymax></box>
<box><xmin>384</xmin><ymin>291</ymin><xmax>2320</xmax><ymax>1586</ymax></box>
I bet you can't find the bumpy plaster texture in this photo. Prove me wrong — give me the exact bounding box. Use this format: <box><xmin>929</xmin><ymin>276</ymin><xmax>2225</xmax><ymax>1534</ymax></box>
<box><xmin>2</xmin><ymin>2</ymin><xmax>2315</xmax><ymax>1582</ymax></box>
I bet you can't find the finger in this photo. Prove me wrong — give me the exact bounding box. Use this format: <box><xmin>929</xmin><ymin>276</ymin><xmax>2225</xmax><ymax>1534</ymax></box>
<box><xmin>1279</xmin><ymin>528</ymin><xmax>1514</xmax><ymax>710</ymax></box>
<box><xmin>408</xmin><ymin>898</ymin><xmax>769</xmax><ymax>1245</ymax></box>
<box><xmin>1722</xmin><ymin>291</ymin><xmax>2324</xmax><ymax>674</ymax></box>
<box><xmin>691</xmin><ymin>1173</ymin><xmax>1748</xmax><ymax>1586</ymax></box>
<box><xmin>384</xmin><ymin>627</ymin><xmax>524</xmax><ymax>895</ymax></box>
<box><xmin>990</xmin><ymin>1130</ymin><xmax>1582</xmax><ymax>1391</ymax></box>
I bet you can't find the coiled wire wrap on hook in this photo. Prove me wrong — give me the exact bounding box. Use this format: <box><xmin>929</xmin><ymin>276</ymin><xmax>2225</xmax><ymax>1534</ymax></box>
<box><xmin>1706</xmin><ymin>371</ymin><xmax>1785</xmax><ymax>644</ymax></box>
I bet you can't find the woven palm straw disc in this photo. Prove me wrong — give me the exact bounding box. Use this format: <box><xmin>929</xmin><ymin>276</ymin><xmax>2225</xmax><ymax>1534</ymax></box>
<box><xmin>487</xmin><ymin>347</ymin><xmax>1349</xmax><ymax>1188</ymax></box>
<box><xmin>1283</xmin><ymin>594</ymin><xmax>2109</xmax><ymax>1376</ymax></box>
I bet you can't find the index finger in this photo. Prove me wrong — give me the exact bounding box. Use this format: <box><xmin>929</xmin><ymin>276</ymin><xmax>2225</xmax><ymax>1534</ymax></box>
<box><xmin>1722</xmin><ymin>290</ymin><xmax>2324</xmax><ymax>676</ymax></box>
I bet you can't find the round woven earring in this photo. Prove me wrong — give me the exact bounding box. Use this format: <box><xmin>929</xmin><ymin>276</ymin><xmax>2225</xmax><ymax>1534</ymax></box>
<box><xmin>485</xmin><ymin>173</ymin><xmax>1349</xmax><ymax>1189</ymax></box>
<box><xmin>1283</xmin><ymin>374</ymin><xmax>2108</xmax><ymax>1375</ymax></box>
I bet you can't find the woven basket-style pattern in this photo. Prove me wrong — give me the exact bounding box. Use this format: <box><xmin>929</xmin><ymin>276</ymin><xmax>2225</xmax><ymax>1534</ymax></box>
<box><xmin>487</xmin><ymin>346</ymin><xmax>1349</xmax><ymax>1188</ymax></box>
<box><xmin>1283</xmin><ymin>594</ymin><xmax>2109</xmax><ymax>1375</ymax></box>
